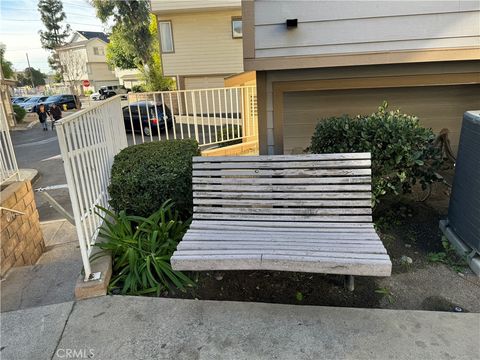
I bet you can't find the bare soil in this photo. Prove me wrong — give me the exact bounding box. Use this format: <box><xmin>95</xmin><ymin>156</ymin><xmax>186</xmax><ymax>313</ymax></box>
<box><xmin>164</xmin><ymin>175</ymin><xmax>480</xmax><ymax>312</ymax></box>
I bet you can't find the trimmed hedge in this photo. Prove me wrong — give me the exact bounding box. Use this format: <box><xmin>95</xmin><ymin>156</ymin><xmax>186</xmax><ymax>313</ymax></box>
<box><xmin>13</xmin><ymin>105</ymin><xmax>26</xmax><ymax>122</ymax></box>
<box><xmin>310</xmin><ymin>102</ymin><xmax>442</xmax><ymax>205</ymax></box>
<box><xmin>108</xmin><ymin>139</ymin><xmax>200</xmax><ymax>217</ymax></box>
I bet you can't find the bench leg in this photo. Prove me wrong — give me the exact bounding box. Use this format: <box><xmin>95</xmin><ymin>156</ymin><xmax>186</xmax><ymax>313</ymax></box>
<box><xmin>345</xmin><ymin>275</ymin><xmax>355</xmax><ymax>291</ymax></box>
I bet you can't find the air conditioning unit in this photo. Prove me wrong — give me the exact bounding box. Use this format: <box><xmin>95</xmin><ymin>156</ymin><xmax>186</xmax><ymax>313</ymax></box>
<box><xmin>440</xmin><ymin>111</ymin><xmax>480</xmax><ymax>275</ymax></box>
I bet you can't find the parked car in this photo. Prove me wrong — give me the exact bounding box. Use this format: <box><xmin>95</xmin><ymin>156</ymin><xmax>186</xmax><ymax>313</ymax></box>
<box><xmin>11</xmin><ymin>96</ymin><xmax>30</xmax><ymax>104</ymax></box>
<box><xmin>20</xmin><ymin>96</ymin><xmax>49</xmax><ymax>112</ymax></box>
<box><xmin>92</xmin><ymin>85</ymin><xmax>129</xmax><ymax>101</ymax></box>
<box><xmin>122</xmin><ymin>101</ymin><xmax>172</xmax><ymax>136</ymax></box>
<box><xmin>43</xmin><ymin>94</ymin><xmax>81</xmax><ymax>110</ymax></box>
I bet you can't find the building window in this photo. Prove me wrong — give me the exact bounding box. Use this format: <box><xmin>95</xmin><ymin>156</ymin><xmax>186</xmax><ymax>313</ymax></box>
<box><xmin>159</xmin><ymin>21</ymin><xmax>174</xmax><ymax>53</ymax></box>
<box><xmin>93</xmin><ymin>47</ymin><xmax>99</xmax><ymax>55</ymax></box>
<box><xmin>232</xmin><ymin>17</ymin><xmax>242</xmax><ymax>38</ymax></box>
<box><xmin>100</xmin><ymin>47</ymin><xmax>105</xmax><ymax>55</ymax></box>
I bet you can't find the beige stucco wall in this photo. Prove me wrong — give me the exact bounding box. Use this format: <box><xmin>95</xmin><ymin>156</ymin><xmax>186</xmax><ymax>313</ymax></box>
<box><xmin>262</xmin><ymin>61</ymin><xmax>480</xmax><ymax>155</ymax></box>
<box><xmin>157</xmin><ymin>10</ymin><xmax>244</xmax><ymax>78</ymax></box>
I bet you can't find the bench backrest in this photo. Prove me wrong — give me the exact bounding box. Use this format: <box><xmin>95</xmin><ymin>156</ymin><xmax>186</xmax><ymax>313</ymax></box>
<box><xmin>192</xmin><ymin>153</ymin><xmax>372</xmax><ymax>223</ymax></box>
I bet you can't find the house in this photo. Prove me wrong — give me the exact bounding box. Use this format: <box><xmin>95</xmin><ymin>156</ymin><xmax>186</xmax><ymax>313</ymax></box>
<box><xmin>242</xmin><ymin>1</ymin><xmax>480</xmax><ymax>155</ymax></box>
<box><xmin>56</xmin><ymin>31</ymin><xmax>119</xmax><ymax>93</ymax></box>
<box><xmin>150</xmin><ymin>0</ymin><xmax>244</xmax><ymax>89</ymax></box>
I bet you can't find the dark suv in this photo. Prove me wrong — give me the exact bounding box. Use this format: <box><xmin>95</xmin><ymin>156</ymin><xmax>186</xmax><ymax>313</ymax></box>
<box><xmin>122</xmin><ymin>101</ymin><xmax>173</xmax><ymax>136</ymax></box>
<box><xmin>44</xmin><ymin>94</ymin><xmax>81</xmax><ymax>110</ymax></box>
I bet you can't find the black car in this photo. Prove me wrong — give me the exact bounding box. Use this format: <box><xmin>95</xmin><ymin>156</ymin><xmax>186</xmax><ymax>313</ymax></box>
<box><xmin>122</xmin><ymin>101</ymin><xmax>173</xmax><ymax>136</ymax></box>
<box><xmin>44</xmin><ymin>94</ymin><xmax>81</xmax><ymax>110</ymax></box>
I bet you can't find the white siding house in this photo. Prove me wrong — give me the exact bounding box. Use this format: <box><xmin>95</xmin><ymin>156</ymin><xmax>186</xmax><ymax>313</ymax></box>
<box><xmin>56</xmin><ymin>31</ymin><xmax>119</xmax><ymax>93</ymax></box>
<box><xmin>151</xmin><ymin>1</ymin><xmax>244</xmax><ymax>89</ymax></box>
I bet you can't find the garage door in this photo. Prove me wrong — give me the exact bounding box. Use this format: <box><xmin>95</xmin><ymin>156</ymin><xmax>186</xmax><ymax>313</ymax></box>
<box><xmin>184</xmin><ymin>76</ymin><xmax>226</xmax><ymax>90</ymax></box>
<box><xmin>283</xmin><ymin>84</ymin><xmax>480</xmax><ymax>155</ymax></box>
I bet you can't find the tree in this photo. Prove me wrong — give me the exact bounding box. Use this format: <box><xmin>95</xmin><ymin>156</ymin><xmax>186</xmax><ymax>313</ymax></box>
<box><xmin>38</xmin><ymin>0</ymin><xmax>71</xmax><ymax>72</ymax></box>
<box><xmin>91</xmin><ymin>0</ymin><xmax>152</xmax><ymax>65</ymax></box>
<box><xmin>106</xmin><ymin>25</ymin><xmax>137</xmax><ymax>69</ymax></box>
<box><xmin>140</xmin><ymin>15</ymin><xmax>174</xmax><ymax>91</ymax></box>
<box><xmin>0</xmin><ymin>45</ymin><xmax>15</xmax><ymax>79</ymax></box>
<box><xmin>17</xmin><ymin>68</ymin><xmax>47</xmax><ymax>87</ymax></box>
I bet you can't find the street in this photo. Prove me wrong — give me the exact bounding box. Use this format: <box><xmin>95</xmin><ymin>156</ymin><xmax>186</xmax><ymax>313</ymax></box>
<box><xmin>11</xmin><ymin>123</ymin><xmax>72</xmax><ymax>222</ymax></box>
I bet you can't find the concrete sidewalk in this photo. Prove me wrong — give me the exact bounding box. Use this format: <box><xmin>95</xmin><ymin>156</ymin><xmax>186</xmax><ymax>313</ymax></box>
<box><xmin>1</xmin><ymin>296</ymin><xmax>479</xmax><ymax>360</ymax></box>
<box><xmin>1</xmin><ymin>220</ymin><xmax>82</xmax><ymax>312</ymax></box>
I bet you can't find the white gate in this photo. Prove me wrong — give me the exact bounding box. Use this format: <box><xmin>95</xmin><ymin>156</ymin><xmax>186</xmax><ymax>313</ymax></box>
<box><xmin>57</xmin><ymin>86</ymin><xmax>258</xmax><ymax>280</ymax></box>
<box><xmin>56</xmin><ymin>96</ymin><xmax>128</xmax><ymax>279</ymax></box>
<box><xmin>0</xmin><ymin>98</ymin><xmax>19</xmax><ymax>184</ymax></box>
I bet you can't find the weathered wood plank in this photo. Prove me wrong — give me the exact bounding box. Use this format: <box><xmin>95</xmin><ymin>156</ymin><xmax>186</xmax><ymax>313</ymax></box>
<box><xmin>175</xmin><ymin>249</ymin><xmax>389</xmax><ymax>260</ymax></box>
<box><xmin>193</xmin><ymin>176</ymin><xmax>371</xmax><ymax>184</ymax></box>
<box><xmin>194</xmin><ymin>207</ymin><xmax>372</xmax><ymax>215</ymax></box>
<box><xmin>190</xmin><ymin>224</ymin><xmax>377</xmax><ymax>233</ymax></box>
<box><xmin>193</xmin><ymin>160</ymin><xmax>371</xmax><ymax>170</ymax></box>
<box><xmin>194</xmin><ymin>191</ymin><xmax>372</xmax><ymax>200</ymax></box>
<box><xmin>184</xmin><ymin>232</ymin><xmax>379</xmax><ymax>241</ymax></box>
<box><xmin>193</xmin><ymin>184</ymin><xmax>372</xmax><ymax>192</ymax></box>
<box><xmin>193</xmin><ymin>213</ymin><xmax>373</xmax><ymax>222</ymax></box>
<box><xmin>190</xmin><ymin>220</ymin><xmax>375</xmax><ymax>228</ymax></box>
<box><xmin>178</xmin><ymin>243</ymin><xmax>386</xmax><ymax>253</ymax></box>
<box><xmin>194</xmin><ymin>169</ymin><xmax>372</xmax><ymax>177</ymax></box>
<box><xmin>193</xmin><ymin>199</ymin><xmax>372</xmax><ymax>207</ymax></box>
<box><xmin>171</xmin><ymin>255</ymin><xmax>263</xmax><ymax>271</ymax></box>
<box><xmin>193</xmin><ymin>153</ymin><xmax>371</xmax><ymax>163</ymax></box>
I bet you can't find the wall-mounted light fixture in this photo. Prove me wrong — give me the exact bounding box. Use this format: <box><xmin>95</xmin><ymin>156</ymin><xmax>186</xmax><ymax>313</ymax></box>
<box><xmin>286</xmin><ymin>19</ymin><xmax>298</xmax><ymax>29</ymax></box>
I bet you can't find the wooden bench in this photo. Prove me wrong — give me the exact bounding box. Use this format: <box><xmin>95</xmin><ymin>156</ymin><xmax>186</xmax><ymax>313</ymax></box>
<box><xmin>171</xmin><ymin>153</ymin><xmax>392</xmax><ymax>289</ymax></box>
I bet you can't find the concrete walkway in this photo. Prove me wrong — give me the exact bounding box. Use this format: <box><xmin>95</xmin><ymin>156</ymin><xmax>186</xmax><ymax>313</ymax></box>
<box><xmin>1</xmin><ymin>220</ymin><xmax>82</xmax><ymax>312</ymax></box>
<box><xmin>1</xmin><ymin>296</ymin><xmax>479</xmax><ymax>360</ymax></box>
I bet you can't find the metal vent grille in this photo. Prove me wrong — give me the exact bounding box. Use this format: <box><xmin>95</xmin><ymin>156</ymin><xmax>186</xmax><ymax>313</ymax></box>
<box><xmin>448</xmin><ymin>111</ymin><xmax>480</xmax><ymax>254</ymax></box>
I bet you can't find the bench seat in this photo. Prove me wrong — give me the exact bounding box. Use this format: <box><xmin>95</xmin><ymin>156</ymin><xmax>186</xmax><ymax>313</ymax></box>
<box><xmin>171</xmin><ymin>153</ymin><xmax>392</xmax><ymax>278</ymax></box>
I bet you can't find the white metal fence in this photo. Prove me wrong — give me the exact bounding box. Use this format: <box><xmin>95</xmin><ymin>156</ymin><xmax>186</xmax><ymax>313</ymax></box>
<box><xmin>0</xmin><ymin>98</ymin><xmax>19</xmax><ymax>184</ymax></box>
<box><xmin>57</xmin><ymin>86</ymin><xmax>258</xmax><ymax>280</ymax></box>
<box><xmin>124</xmin><ymin>86</ymin><xmax>257</xmax><ymax>148</ymax></box>
<box><xmin>56</xmin><ymin>96</ymin><xmax>128</xmax><ymax>279</ymax></box>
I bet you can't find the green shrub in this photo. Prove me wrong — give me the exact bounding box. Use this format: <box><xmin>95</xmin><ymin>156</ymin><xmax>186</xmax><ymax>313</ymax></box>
<box><xmin>216</xmin><ymin>124</ymin><xmax>242</xmax><ymax>147</ymax></box>
<box><xmin>93</xmin><ymin>201</ymin><xmax>193</xmax><ymax>295</ymax></box>
<box><xmin>131</xmin><ymin>84</ymin><xmax>145</xmax><ymax>93</ymax></box>
<box><xmin>310</xmin><ymin>102</ymin><xmax>442</xmax><ymax>205</ymax></box>
<box><xmin>84</xmin><ymin>89</ymin><xmax>93</xmax><ymax>96</ymax></box>
<box><xmin>109</xmin><ymin>139</ymin><xmax>200</xmax><ymax>217</ymax></box>
<box><xmin>13</xmin><ymin>105</ymin><xmax>26</xmax><ymax>122</ymax></box>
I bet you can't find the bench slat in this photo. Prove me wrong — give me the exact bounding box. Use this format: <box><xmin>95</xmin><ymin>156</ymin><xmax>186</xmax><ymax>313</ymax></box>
<box><xmin>193</xmin><ymin>169</ymin><xmax>372</xmax><ymax>177</ymax></box>
<box><xmin>184</xmin><ymin>232</ymin><xmax>379</xmax><ymax>241</ymax></box>
<box><xmin>193</xmin><ymin>176</ymin><xmax>371</xmax><ymax>184</ymax></box>
<box><xmin>190</xmin><ymin>220</ymin><xmax>375</xmax><ymax>228</ymax></box>
<box><xmin>193</xmin><ymin>213</ymin><xmax>372</xmax><ymax>222</ymax></box>
<box><xmin>193</xmin><ymin>160</ymin><xmax>371</xmax><ymax>170</ymax></box>
<box><xmin>178</xmin><ymin>243</ymin><xmax>386</xmax><ymax>252</ymax></box>
<box><xmin>194</xmin><ymin>192</ymin><xmax>371</xmax><ymax>200</ymax></box>
<box><xmin>193</xmin><ymin>153</ymin><xmax>371</xmax><ymax>162</ymax></box>
<box><xmin>193</xmin><ymin>184</ymin><xmax>372</xmax><ymax>192</ymax></box>
<box><xmin>194</xmin><ymin>207</ymin><xmax>372</xmax><ymax>215</ymax></box>
<box><xmin>193</xmin><ymin>199</ymin><xmax>372</xmax><ymax>207</ymax></box>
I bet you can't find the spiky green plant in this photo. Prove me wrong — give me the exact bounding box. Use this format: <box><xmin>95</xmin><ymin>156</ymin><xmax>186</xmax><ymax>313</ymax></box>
<box><xmin>93</xmin><ymin>201</ymin><xmax>193</xmax><ymax>295</ymax></box>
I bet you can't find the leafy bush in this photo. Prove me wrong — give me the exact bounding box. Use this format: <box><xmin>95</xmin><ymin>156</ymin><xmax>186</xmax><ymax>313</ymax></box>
<box><xmin>93</xmin><ymin>201</ymin><xmax>193</xmax><ymax>295</ymax></box>
<box><xmin>216</xmin><ymin>124</ymin><xmax>242</xmax><ymax>147</ymax></box>
<box><xmin>109</xmin><ymin>139</ymin><xmax>200</xmax><ymax>217</ymax></box>
<box><xmin>84</xmin><ymin>89</ymin><xmax>93</xmax><ymax>96</ymax></box>
<box><xmin>13</xmin><ymin>105</ymin><xmax>26</xmax><ymax>122</ymax></box>
<box><xmin>131</xmin><ymin>84</ymin><xmax>145</xmax><ymax>93</ymax></box>
<box><xmin>310</xmin><ymin>102</ymin><xmax>442</xmax><ymax>204</ymax></box>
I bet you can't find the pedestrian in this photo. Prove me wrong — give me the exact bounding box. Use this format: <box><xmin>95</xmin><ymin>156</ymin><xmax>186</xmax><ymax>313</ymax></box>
<box><xmin>37</xmin><ymin>103</ymin><xmax>48</xmax><ymax>131</ymax></box>
<box><xmin>49</xmin><ymin>103</ymin><xmax>62</xmax><ymax>130</ymax></box>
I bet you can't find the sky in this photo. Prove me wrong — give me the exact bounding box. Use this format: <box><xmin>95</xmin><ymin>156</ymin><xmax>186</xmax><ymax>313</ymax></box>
<box><xmin>0</xmin><ymin>0</ymin><xmax>110</xmax><ymax>74</ymax></box>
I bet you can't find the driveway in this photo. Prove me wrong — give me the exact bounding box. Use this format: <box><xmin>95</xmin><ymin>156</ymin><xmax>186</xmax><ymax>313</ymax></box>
<box><xmin>11</xmin><ymin>123</ymin><xmax>72</xmax><ymax>222</ymax></box>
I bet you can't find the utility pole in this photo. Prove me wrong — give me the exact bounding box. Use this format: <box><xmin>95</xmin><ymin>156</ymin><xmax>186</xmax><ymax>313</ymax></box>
<box><xmin>25</xmin><ymin>53</ymin><xmax>35</xmax><ymax>88</ymax></box>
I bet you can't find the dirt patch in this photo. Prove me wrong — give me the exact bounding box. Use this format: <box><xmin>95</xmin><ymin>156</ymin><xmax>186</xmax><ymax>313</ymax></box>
<box><xmin>158</xmin><ymin>175</ymin><xmax>480</xmax><ymax>312</ymax></box>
